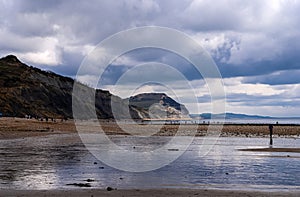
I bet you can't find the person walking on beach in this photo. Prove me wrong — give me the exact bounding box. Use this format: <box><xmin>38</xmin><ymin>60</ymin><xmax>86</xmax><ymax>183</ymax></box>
<box><xmin>269</xmin><ymin>124</ymin><xmax>273</xmax><ymax>146</ymax></box>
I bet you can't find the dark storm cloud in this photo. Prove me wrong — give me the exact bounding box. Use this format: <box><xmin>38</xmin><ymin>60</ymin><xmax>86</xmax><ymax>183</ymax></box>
<box><xmin>0</xmin><ymin>0</ymin><xmax>168</xmax><ymax>68</ymax></box>
<box><xmin>17</xmin><ymin>0</ymin><xmax>63</xmax><ymax>12</ymax></box>
<box><xmin>105</xmin><ymin>48</ymin><xmax>202</xmax><ymax>84</ymax></box>
<box><xmin>218</xmin><ymin>56</ymin><xmax>300</xmax><ymax>79</ymax></box>
<box><xmin>1</xmin><ymin>0</ymin><xmax>300</xmax><ymax>116</ymax></box>
<box><xmin>198</xmin><ymin>92</ymin><xmax>300</xmax><ymax>107</ymax></box>
<box><xmin>242</xmin><ymin>70</ymin><xmax>300</xmax><ymax>85</ymax></box>
<box><xmin>1</xmin><ymin>0</ymin><xmax>300</xmax><ymax>80</ymax></box>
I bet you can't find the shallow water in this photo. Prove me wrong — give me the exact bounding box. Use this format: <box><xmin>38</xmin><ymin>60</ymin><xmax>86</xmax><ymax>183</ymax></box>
<box><xmin>0</xmin><ymin>134</ymin><xmax>299</xmax><ymax>191</ymax></box>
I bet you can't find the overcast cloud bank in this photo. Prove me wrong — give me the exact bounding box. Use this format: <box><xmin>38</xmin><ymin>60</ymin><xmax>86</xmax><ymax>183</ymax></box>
<box><xmin>1</xmin><ymin>0</ymin><xmax>299</xmax><ymax>116</ymax></box>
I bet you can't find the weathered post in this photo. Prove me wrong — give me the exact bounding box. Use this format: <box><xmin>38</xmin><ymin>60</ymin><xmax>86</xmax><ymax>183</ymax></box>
<box><xmin>269</xmin><ymin>124</ymin><xmax>273</xmax><ymax>146</ymax></box>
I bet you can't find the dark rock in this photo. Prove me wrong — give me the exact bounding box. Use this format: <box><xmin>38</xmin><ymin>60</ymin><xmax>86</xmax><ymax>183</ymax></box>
<box><xmin>66</xmin><ymin>183</ymin><xmax>91</xmax><ymax>187</ymax></box>
<box><xmin>168</xmin><ymin>148</ymin><xmax>179</xmax><ymax>151</ymax></box>
<box><xmin>106</xmin><ymin>186</ymin><xmax>114</xmax><ymax>191</ymax></box>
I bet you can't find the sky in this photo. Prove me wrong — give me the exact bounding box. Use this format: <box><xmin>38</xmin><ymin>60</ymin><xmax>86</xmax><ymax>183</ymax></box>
<box><xmin>1</xmin><ymin>0</ymin><xmax>300</xmax><ymax>117</ymax></box>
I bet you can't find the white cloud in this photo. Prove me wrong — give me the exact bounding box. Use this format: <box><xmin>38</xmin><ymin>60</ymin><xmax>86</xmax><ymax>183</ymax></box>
<box><xmin>0</xmin><ymin>27</ymin><xmax>62</xmax><ymax>65</ymax></box>
<box><xmin>64</xmin><ymin>44</ymin><xmax>95</xmax><ymax>57</ymax></box>
<box><xmin>275</xmin><ymin>84</ymin><xmax>300</xmax><ymax>98</ymax></box>
<box><xmin>17</xmin><ymin>50</ymin><xmax>61</xmax><ymax>66</ymax></box>
<box><xmin>224</xmin><ymin>77</ymin><xmax>285</xmax><ymax>96</ymax></box>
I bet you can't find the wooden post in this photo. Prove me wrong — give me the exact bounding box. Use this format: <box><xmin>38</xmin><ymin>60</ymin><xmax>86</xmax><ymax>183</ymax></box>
<box><xmin>269</xmin><ymin>124</ymin><xmax>273</xmax><ymax>146</ymax></box>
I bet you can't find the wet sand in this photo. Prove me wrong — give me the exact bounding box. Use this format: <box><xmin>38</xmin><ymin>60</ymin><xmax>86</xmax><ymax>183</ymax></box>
<box><xmin>1</xmin><ymin>117</ymin><xmax>300</xmax><ymax>139</ymax></box>
<box><xmin>239</xmin><ymin>147</ymin><xmax>300</xmax><ymax>153</ymax></box>
<box><xmin>1</xmin><ymin>188</ymin><xmax>299</xmax><ymax>197</ymax></box>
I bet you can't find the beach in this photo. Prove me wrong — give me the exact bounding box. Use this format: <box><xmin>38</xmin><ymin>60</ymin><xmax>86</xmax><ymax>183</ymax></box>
<box><xmin>1</xmin><ymin>117</ymin><xmax>300</xmax><ymax>196</ymax></box>
<box><xmin>0</xmin><ymin>117</ymin><xmax>75</xmax><ymax>139</ymax></box>
<box><xmin>1</xmin><ymin>188</ymin><xmax>299</xmax><ymax>197</ymax></box>
<box><xmin>1</xmin><ymin>117</ymin><xmax>300</xmax><ymax>139</ymax></box>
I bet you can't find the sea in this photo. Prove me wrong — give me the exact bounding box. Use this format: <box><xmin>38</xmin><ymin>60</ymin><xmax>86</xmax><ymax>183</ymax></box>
<box><xmin>131</xmin><ymin>118</ymin><xmax>300</xmax><ymax>125</ymax></box>
<box><xmin>220</xmin><ymin>118</ymin><xmax>300</xmax><ymax>125</ymax></box>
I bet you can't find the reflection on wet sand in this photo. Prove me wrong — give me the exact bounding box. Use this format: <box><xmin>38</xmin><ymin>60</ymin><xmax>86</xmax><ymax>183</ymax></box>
<box><xmin>0</xmin><ymin>134</ymin><xmax>86</xmax><ymax>189</ymax></box>
<box><xmin>0</xmin><ymin>133</ymin><xmax>300</xmax><ymax>191</ymax></box>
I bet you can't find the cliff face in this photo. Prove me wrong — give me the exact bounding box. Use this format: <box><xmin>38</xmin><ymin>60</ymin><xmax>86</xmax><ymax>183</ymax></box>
<box><xmin>0</xmin><ymin>55</ymin><xmax>72</xmax><ymax>118</ymax></box>
<box><xmin>128</xmin><ymin>93</ymin><xmax>190</xmax><ymax>119</ymax></box>
<box><xmin>0</xmin><ymin>55</ymin><xmax>189</xmax><ymax>120</ymax></box>
<box><xmin>0</xmin><ymin>55</ymin><xmax>139</xmax><ymax>119</ymax></box>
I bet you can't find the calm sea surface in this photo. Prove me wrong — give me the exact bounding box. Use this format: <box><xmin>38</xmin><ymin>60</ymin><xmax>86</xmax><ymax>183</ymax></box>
<box><xmin>0</xmin><ymin>133</ymin><xmax>299</xmax><ymax>191</ymax></box>
<box><xmin>222</xmin><ymin>118</ymin><xmax>300</xmax><ymax>125</ymax></box>
<box><xmin>131</xmin><ymin>118</ymin><xmax>300</xmax><ymax>125</ymax></box>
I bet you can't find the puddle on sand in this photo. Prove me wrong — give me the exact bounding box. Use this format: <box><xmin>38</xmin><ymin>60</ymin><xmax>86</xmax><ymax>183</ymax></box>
<box><xmin>0</xmin><ymin>134</ymin><xmax>300</xmax><ymax>191</ymax></box>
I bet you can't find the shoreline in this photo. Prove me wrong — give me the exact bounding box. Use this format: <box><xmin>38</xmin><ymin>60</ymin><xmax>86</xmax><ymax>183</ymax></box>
<box><xmin>1</xmin><ymin>188</ymin><xmax>299</xmax><ymax>197</ymax></box>
<box><xmin>1</xmin><ymin>117</ymin><xmax>300</xmax><ymax>139</ymax></box>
